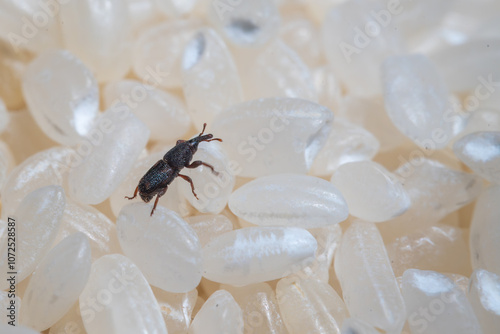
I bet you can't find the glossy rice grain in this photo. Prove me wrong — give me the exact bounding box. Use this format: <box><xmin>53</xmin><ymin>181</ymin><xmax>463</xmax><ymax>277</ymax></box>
<box><xmin>335</xmin><ymin>221</ymin><xmax>405</xmax><ymax>333</ymax></box>
<box><xmin>203</xmin><ymin>227</ymin><xmax>317</xmax><ymax>286</ymax></box>
<box><xmin>212</xmin><ymin>98</ymin><xmax>333</xmax><ymax>177</ymax></box>
<box><xmin>229</xmin><ymin>173</ymin><xmax>348</xmax><ymax>228</ymax></box>
<box><xmin>20</xmin><ymin>233</ymin><xmax>91</xmax><ymax>331</ymax></box>
<box><xmin>0</xmin><ymin>185</ymin><xmax>65</xmax><ymax>289</ymax></box>
<box><xmin>79</xmin><ymin>254</ymin><xmax>167</xmax><ymax>334</ymax></box>
<box><xmin>117</xmin><ymin>203</ymin><xmax>203</xmax><ymax>293</ymax></box>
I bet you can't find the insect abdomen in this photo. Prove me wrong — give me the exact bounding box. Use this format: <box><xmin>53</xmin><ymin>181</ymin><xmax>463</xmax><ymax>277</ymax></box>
<box><xmin>139</xmin><ymin>160</ymin><xmax>176</xmax><ymax>195</ymax></box>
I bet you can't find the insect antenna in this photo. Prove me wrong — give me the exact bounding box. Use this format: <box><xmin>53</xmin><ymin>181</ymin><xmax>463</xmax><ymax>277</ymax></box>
<box><xmin>199</xmin><ymin>123</ymin><xmax>207</xmax><ymax>137</ymax></box>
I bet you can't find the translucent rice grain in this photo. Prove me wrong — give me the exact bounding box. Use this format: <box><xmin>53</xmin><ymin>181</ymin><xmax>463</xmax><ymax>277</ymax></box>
<box><xmin>126</xmin><ymin>0</ymin><xmax>159</xmax><ymax>34</ymax></box>
<box><xmin>386</xmin><ymin>224</ymin><xmax>471</xmax><ymax>277</ymax></box>
<box><xmin>182</xmin><ymin>28</ymin><xmax>243</xmax><ymax>129</ymax></box>
<box><xmin>152</xmin><ymin>287</ymin><xmax>198</xmax><ymax>334</ymax></box>
<box><xmin>280</xmin><ymin>16</ymin><xmax>322</xmax><ymax>67</ymax></box>
<box><xmin>311</xmin><ymin>118</ymin><xmax>380</xmax><ymax>177</ymax></box>
<box><xmin>429</xmin><ymin>38</ymin><xmax>500</xmax><ymax>93</ymax></box>
<box><xmin>382</xmin><ymin>54</ymin><xmax>454</xmax><ymax>149</ymax></box>
<box><xmin>104</xmin><ymin>79</ymin><xmax>191</xmax><ymax>143</ymax></box>
<box><xmin>312</xmin><ymin>66</ymin><xmax>342</xmax><ymax>112</ymax></box>
<box><xmin>222</xmin><ymin>283</ymin><xmax>288</xmax><ymax>334</ymax></box>
<box><xmin>453</xmin><ymin>131</ymin><xmax>500</xmax><ymax>184</ymax></box>
<box><xmin>22</xmin><ymin>50</ymin><xmax>99</xmax><ymax>146</ymax></box>
<box><xmin>322</xmin><ymin>0</ymin><xmax>404</xmax><ymax>96</ymax></box>
<box><xmin>335</xmin><ymin>221</ymin><xmax>406</xmax><ymax>333</ymax></box>
<box><xmin>0</xmin><ymin>2</ymin><xmax>62</xmax><ymax>54</ymax></box>
<box><xmin>229</xmin><ymin>173</ymin><xmax>348</xmax><ymax>228</ymax></box>
<box><xmin>55</xmin><ymin>200</ymin><xmax>121</xmax><ymax>261</ymax></box>
<box><xmin>277</xmin><ymin>276</ymin><xmax>349</xmax><ymax>334</ymax></box>
<box><xmin>379</xmin><ymin>158</ymin><xmax>483</xmax><ymax>241</ymax></box>
<box><xmin>391</xmin><ymin>0</ymin><xmax>454</xmax><ymax>47</ymax></box>
<box><xmin>117</xmin><ymin>203</ymin><xmax>203</xmax><ymax>293</ymax></box>
<box><xmin>457</xmin><ymin>110</ymin><xmax>500</xmax><ymax>141</ymax></box>
<box><xmin>79</xmin><ymin>254</ymin><xmax>167</xmax><ymax>334</ymax></box>
<box><xmin>0</xmin><ymin>186</ymin><xmax>66</xmax><ymax>289</ymax></box>
<box><xmin>298</xmin><ymin>224</ymin><xmax>342</xmax><ymax>282</ymax></box>
<box><xmin>1</xmin><ymin>146</ymin><xmax>73</xmax><ymax>219</ymax></box>
<box><xmin>331</xmin><ymin>161</ymin><xmax>410</xmax><ymax>223</ymax></box>
<box><xmin>402</xmin><ymin>269</ymin><xmax>481</xmax><ymax>334</ymax></box>
<box><xmin>133</xmin><ymin>20</ymin><xmax>202</xmax><ymax>89</ymax></box>
<box><xmin>189</xmin><ymin>290</ymin><xmax>243</xmax><ymax>334</ymax></box>
<box><xmin>203</xmin><ymin>227</ymin><xmax>317</xmax><ymax>286</ymax></box>
<box><xmin>60</xmin><ymin>0</ymin><xmax>132</xmax><ymax>82</ymax></box>
<box><xmin>20</xmin><ymin>233</ymin><xmax>91</xmax><ymax>331</ymax></box>
<box><xmin>212</xmin><ymin>97</ymin><xmax>333</xmax><ymax>177</ymax></box>
<box><xmin>185</xmin><ymin>214</ymin><xmax>234</xmax><ymax>247</ymax></box>
<box><xmin>68</xmin><ymin>108</ymin><xmax>149</xmax><ymax>205</ymax></box>
<box><xmin>467</xmin><ymin>269</ymin><xmax>500</xmax><ymax>334</ymax></box>
<box><xmin>239</xmin><ymin>39</ymin><xmax>318</xmax><ymax>102</ymax></box>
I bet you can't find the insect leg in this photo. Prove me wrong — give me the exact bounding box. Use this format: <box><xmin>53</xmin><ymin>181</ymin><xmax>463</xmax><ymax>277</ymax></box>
<box><xmin>186</xmin><ymin>160</ymin><xmax>220</xmax><ymax>176</ymax></box>
<box><xmin>150</xmin><ymin>187</ymin><xmax>167</xmax><ymax>216</ymax></box>
<box><xmin>178</xmin><ymin>174</ymin><xmax>199</xmax><ymax>200</ymax></box>
<box><xmin>125</xmin><ymin>186</ymin><xmax>139</xmax><ymax>200</ymax></box>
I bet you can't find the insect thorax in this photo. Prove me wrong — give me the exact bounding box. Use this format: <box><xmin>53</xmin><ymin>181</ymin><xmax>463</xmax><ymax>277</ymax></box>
<box><xmin>164</xmin><ymin>144</ymin><xmax>193</xmax><ymax>168</ymax></box>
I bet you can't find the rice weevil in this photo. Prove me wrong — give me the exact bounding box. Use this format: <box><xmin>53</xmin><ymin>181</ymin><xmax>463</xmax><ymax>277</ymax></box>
<box><xmin>126</xmin><ymin>123</ymin><xmax>222</xmax><ymax>216</ymax></box>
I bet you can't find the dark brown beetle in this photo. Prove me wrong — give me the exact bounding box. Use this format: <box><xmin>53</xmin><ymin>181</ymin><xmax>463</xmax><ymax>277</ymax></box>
<box><xmin>126</xmin><ymin>123</ymin><xmax>222</xmax><ymax>216</ymax></box>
